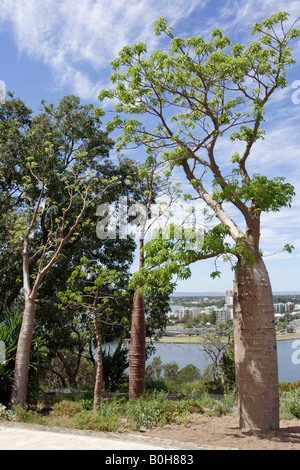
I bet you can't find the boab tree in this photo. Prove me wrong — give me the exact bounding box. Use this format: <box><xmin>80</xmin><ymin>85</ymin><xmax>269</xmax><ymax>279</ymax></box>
<box><xmin>124</xmin><ymin>156</ymin><xmax>181</xmax><ymax>400</ymax></box>
<box><xmin>96</xmin><ymin>13</ymin><xmax>300</xmax><ymax>429</ymax></box>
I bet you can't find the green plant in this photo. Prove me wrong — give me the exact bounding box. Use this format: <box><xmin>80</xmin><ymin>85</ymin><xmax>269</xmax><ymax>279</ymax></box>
<box><xmin>50</xmin><ymin>400</ymin><xmax>82</xmax><ymax>418</ymax></box>
<box><xmin>280</xmin><ymin>390</ymin><xmax>300</xmax><ymax>419</ymax></box>
<box><xmin>279</xmin><ymin>381</ymin><xmax>300</xmax><ymax>393</ymax></box>
<box><xmin>0</xmin><ymin>308</ymin><xmax>46</xmax><ymax>405</ymax></box>
<box><xmin>102</xmin><ymin>347</ymin><xmax>129</xmax><ymax>393</ymax></box>
<box><xmin>213</xmin><ymin>391</ymin><xmax>237</xmax><ymax>417</ymax></box>
<box><xmin>126</xmin><ymin>397</ymin><xmax>162</xmax><ymax>430</ymax></box>
<box><xmin>69</xmin><ymin>410</ymin><xmax>122</xmax><ymax>432</ymax></box>
<box><xmin>0</xmin><ymin>403</ymin><xmax>16</xmax><ymax>421</ymax></box>
<box><xmin>79</xmin><ymin>398</ymin><xmax>93</xmax><ymax>410</ymax></box>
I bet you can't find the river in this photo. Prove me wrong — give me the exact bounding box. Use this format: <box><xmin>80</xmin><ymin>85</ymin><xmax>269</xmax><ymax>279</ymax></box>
<box><xmin>147</xmin><ymin>338</ymin><xmax>300</xmax><ymax>383</ymax></box>
<box><xmin>164</xmin><ymin>305</ymin><xmax>300</xmax><ymax>383</ymax></box>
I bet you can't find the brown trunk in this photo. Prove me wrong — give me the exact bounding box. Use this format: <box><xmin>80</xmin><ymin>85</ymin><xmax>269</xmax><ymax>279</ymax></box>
<box><xmin>233</xmin><ymin>255</ymin><xmax>279</xmax><ymax>430</ymax></box>
<box><xmin>93</xmin><ymin>306</ymin><xmax>103</xmax><ymax>410</ymax></box>
<box><xmin>10</xmin><ymin>297</ymin><xmax>36</xmax><ymax>407</ymax></box>
<box><xmin>129</xmin><ymin>289</ymin><xmax>145</xmax><ymax>400</ymax></box>
<box><xmin>93</xmin><ymin>336</ymin><xmax>103</xmax><ymax>410</ymax></box>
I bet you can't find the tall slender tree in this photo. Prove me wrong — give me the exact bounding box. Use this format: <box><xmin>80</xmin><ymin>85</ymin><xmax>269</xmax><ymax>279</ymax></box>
<box><xmin>58</xmin><ymin>257</ymin><xmax>130</xmax><ymax>409</ymax></box>
<box><xmin>0</xmin><ymin>95</ymin><xmax>114</xmax><ymax>407</ymax></box>
<box><xmin>125</xmin><ymin>156</ymin><xmax>181</xmax><ymax>400</ymax></box>
<box><xmin>96</xmin><ymin>13</ymin><xmax>300</xmax><ymax>429</ymax></box>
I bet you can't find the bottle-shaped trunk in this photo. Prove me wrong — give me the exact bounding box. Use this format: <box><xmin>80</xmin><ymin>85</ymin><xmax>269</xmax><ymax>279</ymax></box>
<box><xmin>10</xmin><ymin>297</ymin><xmax>36</xmax><ymax>407</ymax></box>
<box><xmin>233</xmin><ymin>256</ymin><xmax>279</xmax><ymax>430</ymax></box>
<box><xmin>129</xmin><ymin>290</ymin><xmax>145</xmax><ymax>400</ymax></box>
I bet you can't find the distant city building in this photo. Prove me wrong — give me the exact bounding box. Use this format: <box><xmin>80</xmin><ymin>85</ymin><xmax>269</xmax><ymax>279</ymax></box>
<box><xmin>178</xmin><ymin>307</ymin><xmax>202</xmax><ymax>319</ymax></box>
<box><xmin>211</xmin><ymin>289</ymin><xmax>234</xmax><ymax>322</ymax></box>
<box><xmin>287</xmin><ymin>302</ymin><xmax>295</xmax><ymax>311</ymax></box>
<box><xmin>225</xmin><ymin>290</ymin><xmax>233</xmax><ymax>306</ymax></box>
<box><xmin>214</xmin><ymin>307</ymin><xmax>232</xmax><ymax>322</ymax></box>
<box><xmin>205</xmin><ymin>306</ymin><xmax>214</xmax><ymax>315</ymax></box>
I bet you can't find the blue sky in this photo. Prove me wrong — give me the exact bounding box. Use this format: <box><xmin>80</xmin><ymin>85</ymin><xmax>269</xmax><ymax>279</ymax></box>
<box><xmin>0</xmin><ymin>0</ymin><xmax>299</xmax><ymax>293</ymax></box>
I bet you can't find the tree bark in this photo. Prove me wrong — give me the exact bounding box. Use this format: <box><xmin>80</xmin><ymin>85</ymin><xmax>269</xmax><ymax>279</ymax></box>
<box><xmin>129</xmin><ymin>289</ymin><xmax>145</xmax><ymax>400</ymax></box>
<box><xmin>233</xmin><ymin>255</ymin><xmax>279</xmax><ymax>430</ymax></box>
<box><xmin>92</xmin><ymin>302</ymin><xmax>103</xmax><ymax>410</ymax></box>
<box><xmin>10</xmin><ymin>297</ymin><xmax>36</xmax><ymax>407</ymax></box>
<box><xmin>93</xmin><ymin>334</ymin><xmax>103</xmax><ymax>410</ymax></box>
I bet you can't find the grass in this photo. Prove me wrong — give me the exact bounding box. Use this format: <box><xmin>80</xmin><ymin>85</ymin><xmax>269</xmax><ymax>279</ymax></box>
<box><xmin>1</xmin><ymin>384</ymin><xmax>299</xmax><ymax>432</ymax></box>
<box><xmin>1</xmin><ymin>392</ymin><xmax>232</xmax><ymax>431</ymax></box>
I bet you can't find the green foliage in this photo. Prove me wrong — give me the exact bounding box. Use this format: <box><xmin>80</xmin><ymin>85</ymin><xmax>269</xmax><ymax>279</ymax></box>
<box><xmin>50</xmin><ymin>400</ymin><xmax>82</xmax><ymax>418</ymax></box>
<box><xmin>279</xmin><ymin>381</ymin><xmax>300</xmax><ymax>393</ymax></box>
<box><xmin>145</xmin><ymin>357</ymin><xmax>225</xmax><ymax>396</ymax></box>
<box><xmin>97</xmin><ymin>12</ymin><xmax>299</xmax><ymax>287</ymax></box>
<box><xmin>102</xmin><ymin>347</ymin><xmax>129</xmax><ymax>392</ymax></box>
<box><xmin>279</xmin><ymin>389</ymin><xmax>300</xmax><ymax>419</ymax></box>
<box><xmin>213</xmin><ymin>174</ymin><xmax>295</xmax><ymax>214</ymax></box>
<box><xmin>0</xmin><ymin>308</ymin><xmax>46</xmax><ymax>405</ymax></box>
<box><xmin>69</xmin><ymin>410</ymin><xmax>122</xmax><ymax>432</ymax></box>
<box><xmin>126</xmin><ymin>391</ymin><xmax>204</xmax><ymax>430</ymax></box>
<box><xmin>212</xmin><ymin>390</ymin><xmax>237</xmax><ymax>417</ymax></box>
<box><xmin>218</xmin><ymin>346</ymin><xmax>236</xmax><ymax>393</ymax></box>
<box><xmin>0</xmin><ymin>403</ymin><xmax>16</xmax><ymax>421</ymax></box>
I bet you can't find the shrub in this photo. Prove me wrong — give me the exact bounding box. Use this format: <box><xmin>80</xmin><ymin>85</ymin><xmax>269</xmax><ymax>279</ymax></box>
<box><xmin>69</xmin><ymin>410</ymin><xmax>122</xmax><ymax>432</ymax></box>
<box><xmin>280</xmin><ymin>390</ymin><xmax>300</xmax><ymax>419</ymax></box>
<box><xmin>13</xmin><ymin>405</ymin><xmax>43</xmax><ymax>424</ymax></box>
<box><xmin>50</xmin><ymin>400</ymin><xmax>82</xmax><ymax>418</ymax></box>
<box><xmin>213</xmin><ymin>390</ymin><xmax>237</xmax><ymax>417</ymax></box>
<box><xmin>279</xmin><ymin>381</ymin><xmax>300</xmax><ymax>393</ymax></box>
<box><xmin>126</xmin><ymin>397</ymin><xmax>162</xmax><ymax>430</ymax></box>
<box><xmin>179</xmin><ymin>399</ymin><xmax>205</xmax><ymax>415</ymax></box>
<box><xmin>126</xmin><ymin>392</ymin><xmax>205</xmax><ymax>430</ymax></box>
<box><xmin>0</xmin><ymin>403</ymin><xmax>16</xmax><ymax>421</ymax></box>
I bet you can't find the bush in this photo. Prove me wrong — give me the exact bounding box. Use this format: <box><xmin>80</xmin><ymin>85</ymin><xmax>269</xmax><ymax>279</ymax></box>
<box><xmin>126</xmin><ymin>392</ymin><xmax>205</xmax><ymax>430</ymax></box>
<box><xmin>50</xmin><ymin>400</ymin><xmax>82</xmax><ymax>418</ymax></box>
<box><xmin>145</xmin><ymin>358</ymin><xmax>225</xmax><ymax>396</ymax></box>
<box><xmin>69</xmin><ymin>410</ymin><xmax>122</xmax><ymax>432</ymax></box>
<box><xmin>126</xmin><ymin>396</ymin><xmax>162</xmax><ymax>430</ymax></box>
<box><xmin>213</xmin><ymin>390</ymin><xmax>237</xmax><ymax>417</ymax></box>
<box><xmin>279</xmin><ymin>381</ymin><xmax>300</xmax><ymax>393</ymax></box>
<box><xmin>0</xmin><ymin>403</ymin><xmax>16</xmax><ymax>421</ymax></box>
<box><xmin>280</xmin><ymin>390</ymin><xmax>300</xmax><ymax>419</ymax></box>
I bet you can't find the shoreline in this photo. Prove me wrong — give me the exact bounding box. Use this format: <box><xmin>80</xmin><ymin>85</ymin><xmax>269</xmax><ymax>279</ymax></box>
<box><xmin>149</xmin><ymin>333</ymin><xmax>300</xmax><ymax>344</ymax></box>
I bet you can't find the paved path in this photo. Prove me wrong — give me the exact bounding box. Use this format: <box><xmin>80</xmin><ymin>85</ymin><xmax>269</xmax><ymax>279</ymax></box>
<box><xmin>0</xmin><ymin>422</ymin><xmax>237</xmax><ymax>450</ymax></box>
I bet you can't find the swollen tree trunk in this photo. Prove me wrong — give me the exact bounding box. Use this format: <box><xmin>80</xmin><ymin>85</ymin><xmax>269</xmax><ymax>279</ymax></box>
<box><xmin>10</xmin><ymin>297</ymin><xmax>36</xmax><ymax>407</ymax></box>
<box><xmin>129</xmin><ymin>289</ymin><xmax>146</xmax><ymax>400</ymax></box>
<box><xmin>233</xmin><ymin>255</ymin><xmax>279</xmax><ymax>430</ymax></box>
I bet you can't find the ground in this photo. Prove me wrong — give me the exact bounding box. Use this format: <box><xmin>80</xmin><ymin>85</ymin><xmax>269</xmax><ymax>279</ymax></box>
<box><xmin>134</xmin><ymin>415</ymin><xmax>300</xmax><ymax>450</ymax></box>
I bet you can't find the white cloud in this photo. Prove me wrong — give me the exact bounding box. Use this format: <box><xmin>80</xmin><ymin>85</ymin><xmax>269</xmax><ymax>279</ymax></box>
<box><xmin>210</xmin><ymin>0</ymin><xmax>300</xmax><ymax>37</ymax></box>
<box><xmin>2</xmin><ymin>0</ymin><xmax>299</xmax><ymax>100</ymax></box>
<box><xmin>0</xmin><ymin>0</ymin><xmax>205</xmax><ymax>99</ymax></box>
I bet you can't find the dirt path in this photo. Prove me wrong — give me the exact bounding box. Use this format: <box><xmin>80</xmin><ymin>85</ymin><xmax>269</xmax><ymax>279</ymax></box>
<box><xmin>134</xmin><ymin>415</ymin><xmax>300</xmax><ymax>450</ymax></box>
